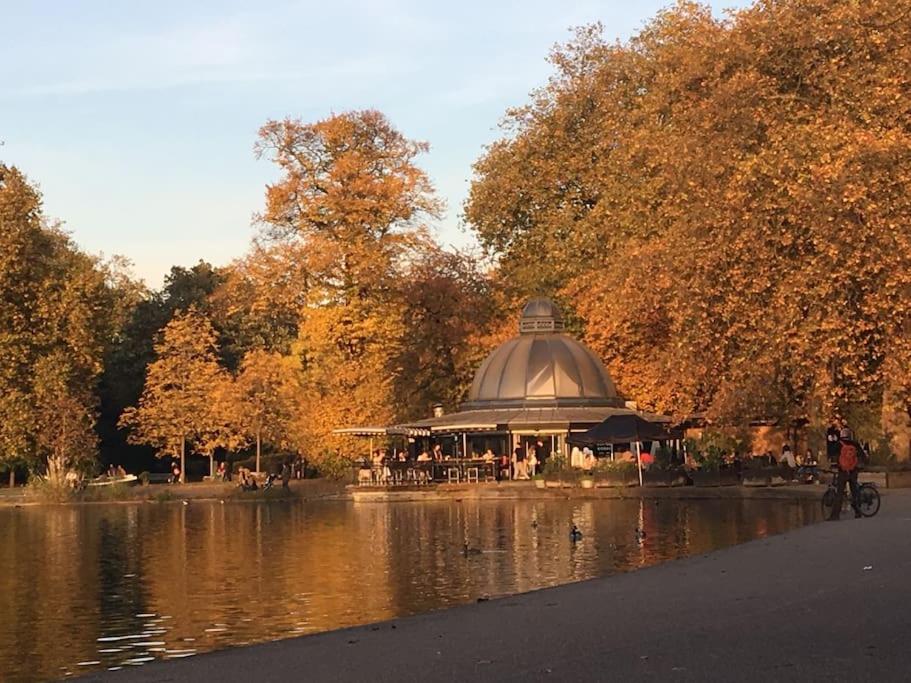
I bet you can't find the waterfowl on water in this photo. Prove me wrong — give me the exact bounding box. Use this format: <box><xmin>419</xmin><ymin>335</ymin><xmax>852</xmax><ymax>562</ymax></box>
<box><xmin>463</xmin><ymin>542</ymin><xmax>482</xmax><ymax>556</ymax></box>
<box><xmin>570</xmin><ymin>525</ymin><xmax>583</xmax><ymax>541</ymax></box>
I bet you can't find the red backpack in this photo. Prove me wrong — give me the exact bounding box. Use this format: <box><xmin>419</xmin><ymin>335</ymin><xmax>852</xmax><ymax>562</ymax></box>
<box><xmin>838</xmin><ymin>442</ymin><xmax>859</xmax><ymax>472</ymax></box>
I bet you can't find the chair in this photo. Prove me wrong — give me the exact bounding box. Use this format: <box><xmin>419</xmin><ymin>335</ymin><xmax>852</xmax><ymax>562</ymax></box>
<box><xmin>465</xmin><ymin>466</ymin><xmax>480</xmax><ymax>483</ymax></box>
<box><xmin>446</xmin><ymin>467</ymin><xmax>460</xmax><ymax>484</ymax></box>
<box><xmin>358</xmin><ymin>468</ymin><xmax>372</xmax><ymax>486</ymax></box>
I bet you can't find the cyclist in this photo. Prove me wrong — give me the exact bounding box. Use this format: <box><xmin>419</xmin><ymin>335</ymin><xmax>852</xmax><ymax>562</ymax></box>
<box><xmin>827</xmin><ymin>427</ymin><xmax>866</xmax><ymax>521</ymax></box>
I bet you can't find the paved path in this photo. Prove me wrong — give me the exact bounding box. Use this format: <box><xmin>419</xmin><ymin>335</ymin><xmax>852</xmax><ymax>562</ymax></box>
<box><xmin>82</xmin><ymin>490</ymin><xmax>911</xmax><ymax>682</ymax></box>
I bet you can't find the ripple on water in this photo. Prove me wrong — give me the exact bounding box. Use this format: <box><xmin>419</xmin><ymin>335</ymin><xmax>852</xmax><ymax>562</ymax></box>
<box><xmin>0</xmin><ymin>497</ymin><xmax>820</xmax><ymax>680</ymax></box>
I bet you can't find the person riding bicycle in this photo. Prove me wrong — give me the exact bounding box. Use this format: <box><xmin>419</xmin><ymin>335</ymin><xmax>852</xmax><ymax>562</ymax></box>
<box><xmin>828</xmin><ymin>427</ymin><xmax>866</xmax><ymax>521</ymax></box>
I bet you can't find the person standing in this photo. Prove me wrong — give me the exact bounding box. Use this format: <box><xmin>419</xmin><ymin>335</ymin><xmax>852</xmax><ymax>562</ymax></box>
<box><xmin>780</xmin><ymin>444</ymin><xmax>796</xmax><ymax>480</ymax></box>
<box><xmin>527</xmin><ymin>442</ymin><xmax>538</xmax><ymax>478</ymax></box>
<box><xmin>825</xmin><ymin>424</ymin><xmax>841</xmax><ymax>467</ymax></box>
<box><xmin>281</xmin><ymin>461</ymin><xmax>291</xmax><ymax>490</ymax></box>
<box><xmin>514</xmin><ymin>446</ymin><xmax>528</xmax><ymax>480</ymax></box>
<box><xmin>828</xmin><ymin>428</ymin><xmax>865</xmax><ymax>520</ymax></box>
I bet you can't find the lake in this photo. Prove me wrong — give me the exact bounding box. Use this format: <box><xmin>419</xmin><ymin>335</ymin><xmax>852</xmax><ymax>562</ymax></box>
<box><xmin>0</xmin><ymin>497</ymin><xmax>819</xmax><ymax>681</ymax></box>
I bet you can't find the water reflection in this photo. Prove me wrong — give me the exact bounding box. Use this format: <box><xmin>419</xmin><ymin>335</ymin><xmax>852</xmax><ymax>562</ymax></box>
<box><xmin>0</xmin><ymin>498</ymin><xmax>818</xmax><ymax>681</ymax></box>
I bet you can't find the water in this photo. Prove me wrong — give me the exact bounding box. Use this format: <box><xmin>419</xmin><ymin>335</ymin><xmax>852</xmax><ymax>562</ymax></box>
<box><xmin>0</xmin><ymin>498</ymin><xmax>819</xmax><ymax>681</ymax></box>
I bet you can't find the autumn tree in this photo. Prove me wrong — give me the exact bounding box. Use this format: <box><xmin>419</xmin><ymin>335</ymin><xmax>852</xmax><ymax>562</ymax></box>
<box><xmin>255</xmin><ymin>110</ymin><xmax>441</xmax><ymax>469</ymax></box>
<box><xmin>0</xmin><ymin>164</ymin><xmax>117</xmax><ymax>484</ymax></box>
<box><xmin>32</xmin><ymin>352</ymin><xmax>98</xmax><ymax>486</ymax></box>
<box><xmin>222</xmin><ymin>349</ymin><xmax>300</xmax><ymax>473</ymax></box>
<box><xmin>468</xmin><ymin>0</ymin><xmax>911</xmax><ymax>447</ymax></box>
<box><xmin>208</xmin><ymin>240</ymin><xmax>309</xmax><ymax>361</ymax></box>
<box><xmin>392</xmin><ymin>246</ymin><xmax>500</xmax><ymax>419</ymax></box>
<box><xmin>119</xmin><ymin>309</ymin><xmax>230</xmax><ymax>481</ymax></box>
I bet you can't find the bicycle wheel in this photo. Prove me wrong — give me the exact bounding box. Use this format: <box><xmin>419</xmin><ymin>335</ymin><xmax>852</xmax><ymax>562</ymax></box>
<box><xmin>857</xmin><ymin>483</ymin><xmax>881</xmax><ymax>517</ymax></box>
<box><xmin>821</xmin><ymin>487</ymin><xmax>836</xmax><ymax>517</ymax></box>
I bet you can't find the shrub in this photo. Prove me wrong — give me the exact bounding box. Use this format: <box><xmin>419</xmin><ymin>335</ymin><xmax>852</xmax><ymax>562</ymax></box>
<box><xmin>594</xmin><ymin>459</ymin><xmax>637</xmax><ymax>476</ymax></box>
<box><xmin>542</xmin><ymin>454</ymin><xmax>568</xmax><ymax>477</ymax></box>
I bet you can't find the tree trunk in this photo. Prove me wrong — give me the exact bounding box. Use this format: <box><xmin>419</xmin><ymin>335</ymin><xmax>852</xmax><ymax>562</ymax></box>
<box><xmin>180</xmin><ymin>437</ymin><xmax>186</xmax><ymax>484</ymax></box>
<box><xmin>8</xmin><ymin>469</ymin><xmax>14</xmax><ymax>489</ymax></box>
<box><xmin>256</xmin><ymin>430</ymin><xmax>261</xmax><ymax>474</ymax></box>
<box><xmin>210</xmin><ymin>453</ymin><xmax>215</xmax><ymax>479</ymax></box>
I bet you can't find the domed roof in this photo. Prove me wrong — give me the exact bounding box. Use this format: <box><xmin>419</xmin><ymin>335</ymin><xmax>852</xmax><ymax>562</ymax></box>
<box><xmin>462</xmin><ymin>299</ymin><xmax>623</xmax><ymax>410</ymax></box>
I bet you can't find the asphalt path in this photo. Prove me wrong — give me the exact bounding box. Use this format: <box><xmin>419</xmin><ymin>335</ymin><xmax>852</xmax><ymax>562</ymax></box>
<box><xmin>80</xmin><ymin>489</ymin><xmax>911</xmax><ymax>682</ymax></box>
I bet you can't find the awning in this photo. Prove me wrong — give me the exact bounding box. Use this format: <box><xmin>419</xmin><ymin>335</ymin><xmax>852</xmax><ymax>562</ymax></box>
<box><xmin>332</xmin><ymin>427</ymin><xmax>388</xmax><ymax>437</ymax></box>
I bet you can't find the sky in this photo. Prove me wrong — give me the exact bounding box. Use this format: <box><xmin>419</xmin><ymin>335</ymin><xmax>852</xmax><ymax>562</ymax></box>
<box><xmin>0</xmin><ymin>0</ymin><xmax>750</xmax><ymax>287</ymax></box>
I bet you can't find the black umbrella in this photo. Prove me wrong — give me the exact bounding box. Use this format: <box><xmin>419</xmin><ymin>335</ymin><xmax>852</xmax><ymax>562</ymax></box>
<box><xmin>570</xmin><ymin>414</ymin><xmax>680</xmax><ymax>488</ymax></box>
<box><xmin>570</xmin><ymin>414</ymin><xmax>677</xmax><ymax>445</ymax></box>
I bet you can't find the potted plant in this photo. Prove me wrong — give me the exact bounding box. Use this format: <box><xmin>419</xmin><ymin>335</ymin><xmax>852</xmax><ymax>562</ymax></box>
<box><xmin>643</xmin><ymin>446</ymin><xmax>687</xmax><ymax>487</ymax></box>
<box><xmin>688</xmin><ymin>447</ymin><xmax>723</xmax><ymax>487</ymax></box>
<box><xmin>543</xmin><ymin>454</ymin><xmax>568</xmax><ymax>487</ymax></box>
<box><xmin>533</xmin><ymin>473</ymin><xmax>546</xmax><ymax>489</ymax></box>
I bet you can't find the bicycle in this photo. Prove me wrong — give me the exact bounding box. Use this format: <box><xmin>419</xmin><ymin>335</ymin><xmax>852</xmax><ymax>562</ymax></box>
<box><xmin>821</xmin><ymin>469</ymin><xmax>881</xmax><ymax>518</ymax></box>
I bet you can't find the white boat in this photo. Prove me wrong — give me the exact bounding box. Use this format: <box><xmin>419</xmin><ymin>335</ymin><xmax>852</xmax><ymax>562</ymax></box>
<box><xmin>86</xmin><ymin>474</ymin><xmax>139</xmax><ymax>487</ymax></box>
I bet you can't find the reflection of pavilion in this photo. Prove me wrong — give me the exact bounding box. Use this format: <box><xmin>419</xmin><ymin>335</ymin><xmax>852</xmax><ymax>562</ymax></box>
<box><xmin>341</xmin><ymin>298</ymin><xmax>669</xmax><ymax>468</ymax></box>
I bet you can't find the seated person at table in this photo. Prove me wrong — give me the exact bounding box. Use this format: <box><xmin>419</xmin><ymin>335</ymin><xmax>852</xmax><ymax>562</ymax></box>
<box><xmin>397</xmin><ymin>451</ymin><xmax>407</xmax><ymax>462</ymax></box>
<box><xmin>582</xmin><ymin>448</ymin><xmax>595</xmax><ymax>472</ymax></box>
<box><xmin>498</xmin><ymin>454</ymin><xmax>510</xmax><ymax>480</ymax></box>
<box><xmin>432</xmin><ymin>444</ymin><xmax>444</xmax><ymax>462</ymax></box>
<box><xmin>482</xmin><ymin>448</ymin><xmax>495</xmax><ymax>462</ymax></box>
<box><xmin>417</xmin><ymin>450</ymin><xmax>431</xmax><ymax>462</ymax></box>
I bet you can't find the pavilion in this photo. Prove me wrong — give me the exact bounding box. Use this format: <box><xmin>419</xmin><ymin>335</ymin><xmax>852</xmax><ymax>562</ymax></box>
<box><xmin>339</xmin><ymin>298</ymin><xmax>672</xmax><ymax>466</ymax></box>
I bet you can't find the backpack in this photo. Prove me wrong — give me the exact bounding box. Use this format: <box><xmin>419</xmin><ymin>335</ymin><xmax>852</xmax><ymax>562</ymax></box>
<box><xmin>838</xmin><ymin>442</ymin><xmax>859</xmax><ymax>472</ymax></box>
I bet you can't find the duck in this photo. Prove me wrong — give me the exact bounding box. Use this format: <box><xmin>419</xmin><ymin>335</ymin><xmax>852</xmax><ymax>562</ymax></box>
<box><xmin>463</xmin><ymin>542</ymin><xmax>482</xmax><ymax>556</ymax></box>
<box><xmin>635</xmin><ymin>527</ymin><xmax>647</xmax><ymax>540</ymax></box>
<box><xmin>182</xmin><ymin>500</ymin><xmax>189</xmax><ymax>506</ymax></box>
<box><xmin>531</xmin><ymin>520</ymin><xmax>538</xmax><ymax>529</ymax></box>
<box><xmin>570</xmin><ymin>524</ymin><xmax>583</xmax><ymax>541</ymax></box>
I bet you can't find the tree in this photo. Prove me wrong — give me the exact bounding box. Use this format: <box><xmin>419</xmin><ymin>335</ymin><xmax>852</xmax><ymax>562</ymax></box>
<box><xmin>32</xmin><ymin>351</ymin><xmax>98</xmax><ymax>486</ymax></box>
<box><xmin>223</xmin><ymin>350</ymin><xmax>300</xmax><ymax>473</ymax></box>
<box><xmin>119</xmin><ymin>309</ymin><xmax>229</xmax><ymax>482</ymax></box>
<box><xmin>468</xmin><ymin>1</ymin><xmax>911</xmax><ymax>438</ymax></box>
<box><xmin>256</xmin><ymin>110</ymin><xmax>441</xmax><ymax>469</ymax></box>
<box><xmin>208</xmin><ymin>240</ymin><xmax>309</xmax><ymax>361</ymax></box>
<box><xmin>393</xmin><ymin>246</ymin><xmax>500</xmax><ymax>419</ymax></box>
<box><xmin>0</xmin><ymin>164</ymin><xmax>116</xmax><ymax>483</ymax></box>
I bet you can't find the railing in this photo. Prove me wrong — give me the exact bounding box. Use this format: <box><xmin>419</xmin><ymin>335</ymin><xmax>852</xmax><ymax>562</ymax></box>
<box><xmin>355</xmin><ymin>459</ymin><xmax>499</xmax><ymax>486</ymax></box>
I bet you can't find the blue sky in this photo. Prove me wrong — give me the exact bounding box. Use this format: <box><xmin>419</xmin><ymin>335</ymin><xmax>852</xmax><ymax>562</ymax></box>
<box><xmin>1</xmin><ymin>0</ymin><xmax>749</xmax><ymax>286</ymax></box>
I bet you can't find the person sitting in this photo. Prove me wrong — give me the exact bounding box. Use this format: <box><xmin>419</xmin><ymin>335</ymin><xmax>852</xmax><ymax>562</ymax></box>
<box><xmin>780</xmin><ymin>444</ymin><xmax>796</xmax><ymax>481</ymax></box>
<box><xmin>797</xmin><ymin>448</ymin><xmax>819</xmax><ymax>483</ymax></box>
<box><xmin>417</xmin><ymin>450</ymin><xmax>431</xmax><ymax>462</ymax></box>
<box><xmin>498</xmin><ymin>453</ymin><xmax>510</xmax><ymax>480</ymax></box>
<box><xmin>582</xmin><ymin>448</ymin><xmax>596</xmax><ymax>472</ymax></box>
<box><xmin>115</xmin><ymin>464</ymin><xmax>127</xmax><ymax>478</ymax></box>
<box><xmin>482</xmin><ymin>449</ymin><xmax>495</xmax><ymax>462</ymax></box>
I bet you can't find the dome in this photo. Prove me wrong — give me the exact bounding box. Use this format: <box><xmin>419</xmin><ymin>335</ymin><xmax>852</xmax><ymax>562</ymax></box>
<box><xmin>462</xmin><ymin>299</ymin><xmax>623</xmax><ymax>410</ymax></box>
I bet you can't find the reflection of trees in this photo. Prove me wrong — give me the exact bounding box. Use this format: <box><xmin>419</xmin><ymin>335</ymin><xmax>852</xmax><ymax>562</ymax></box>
<box><xmin>0</xmin><ymin>498</ymin><xmax>819</xmax><ymax>679</ymax></box>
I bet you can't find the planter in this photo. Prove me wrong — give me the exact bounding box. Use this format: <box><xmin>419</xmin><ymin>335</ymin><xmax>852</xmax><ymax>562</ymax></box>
<box><xmin>719</xmin><ymin>470</ymin><xmax>740</xmax><ymax>486</ymax></box>
<box><xmin>886</xmin><ymin>470</ymin><xmax>911</xmax><ymax>489</ymax></box>
<box><xmin>688</xmin><ymin>469</ymin><xmax>721</xmax><ymax>487</ymax></box>
<box><xmin>595</xmin><ymin>473</ymin><xmax>638</xmax><ymax>488</ymax></box>
<box><xmin>741</xmin><ymin>466</ymin><xmax>781</xmax><ymax>487</ymax></box>
<box><xmin>545</xmin><ymin>480</ymin><xmax>562</xmax><ymax>488</ymax></box>
<box><xmin>534</xmin><ymin>479</ymin><xmax>546</xmax><ymax>489</ymax></box>
<box><xmin>580</xmin><ymin>478</ymin><xmax>594</xmax><ymax>489</ymax></box>
<box><xmin>643</xmin><ymin>469</ymin><xmax>687</xmax><ymax>487</ymax></box>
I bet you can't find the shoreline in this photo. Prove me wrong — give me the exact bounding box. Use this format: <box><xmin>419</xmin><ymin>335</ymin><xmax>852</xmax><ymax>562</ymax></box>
<box><xmin>0</xmin><ymin>480</ymin><xmax>830</xmax><ymax>508</ymax></box>
<box><xmin>79</xmin><ymin>489</ymin><xmax>911</xmax><ymax>682</ymax></box>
